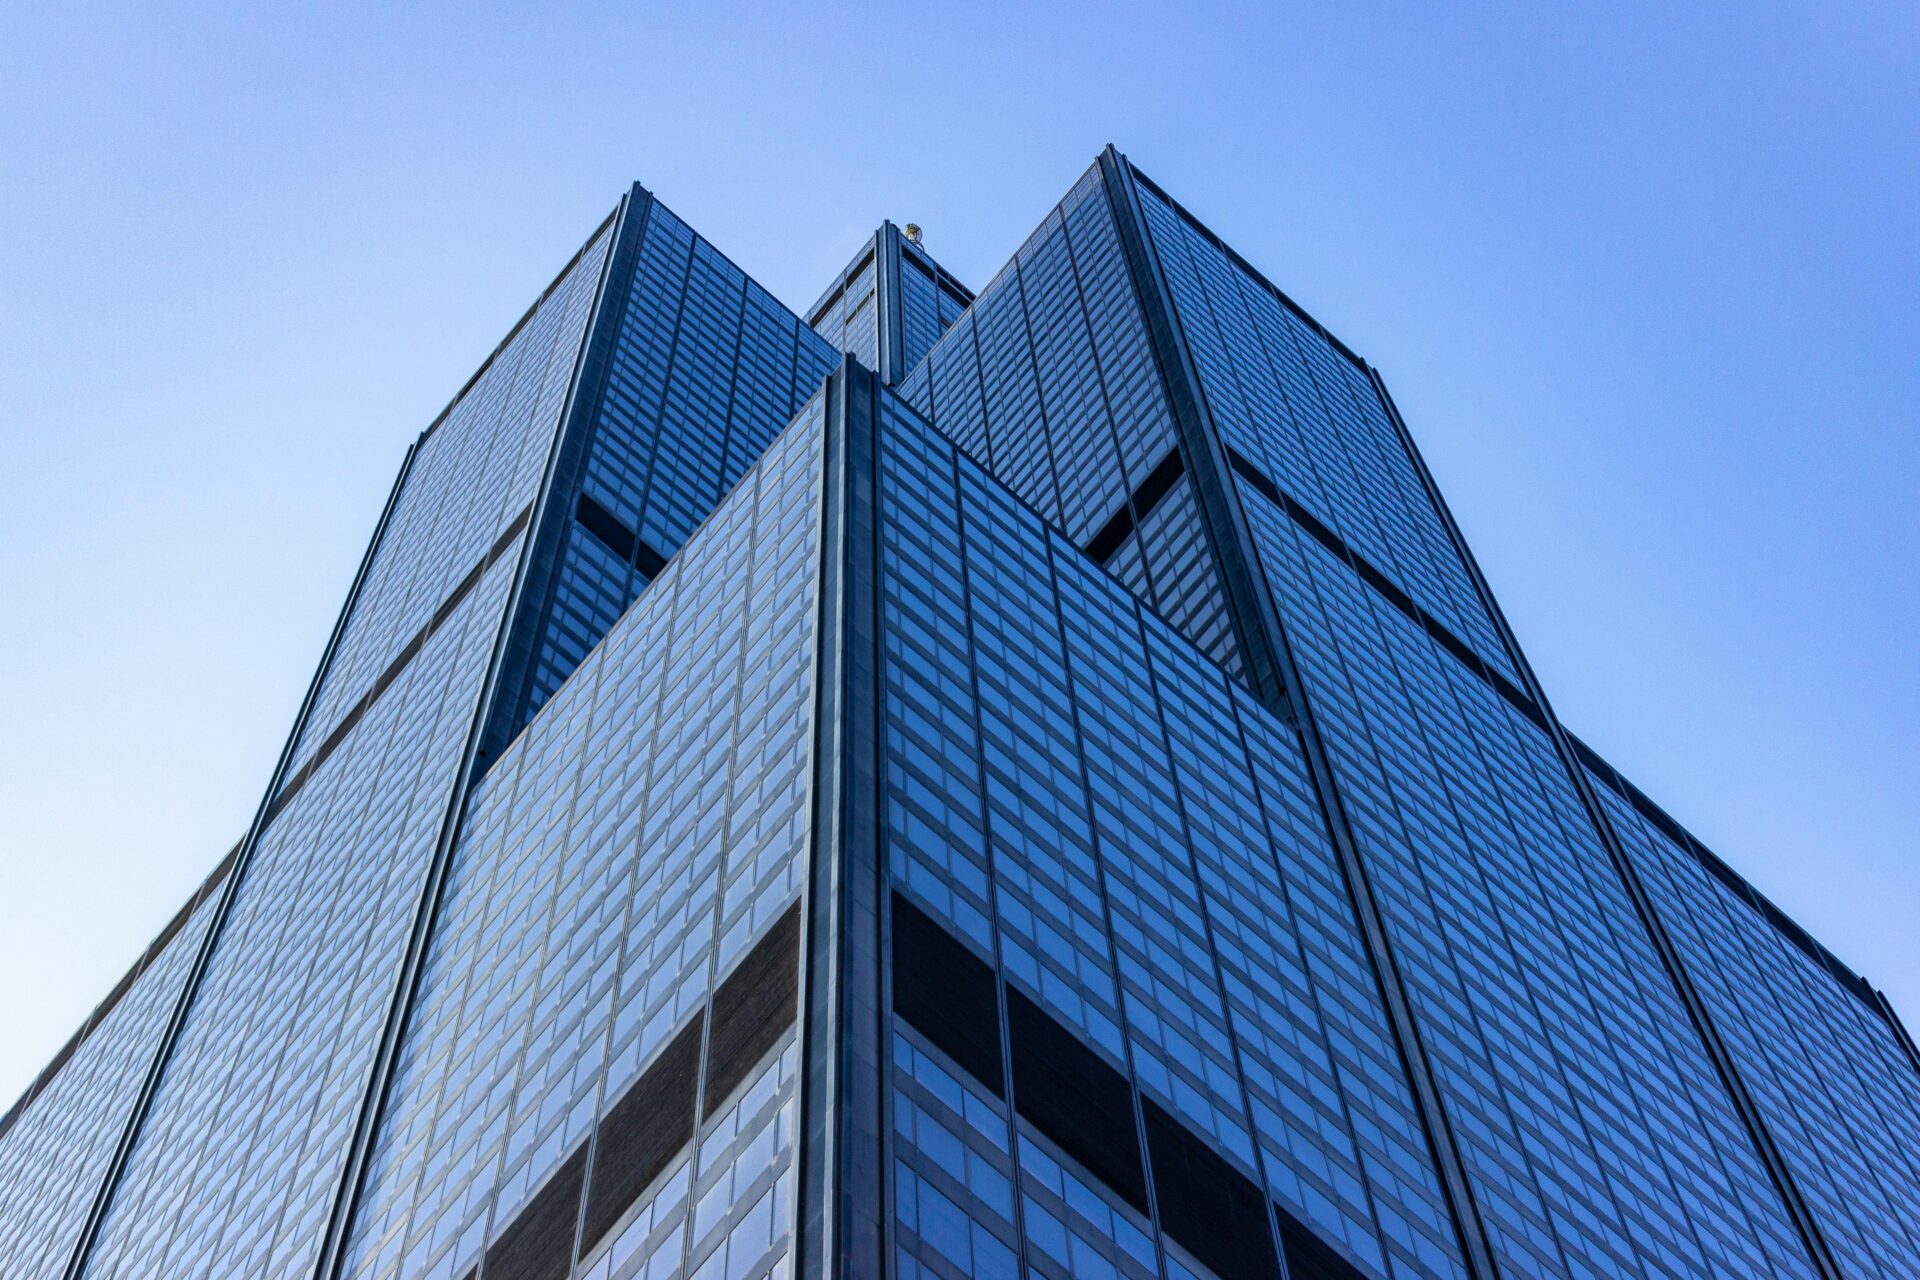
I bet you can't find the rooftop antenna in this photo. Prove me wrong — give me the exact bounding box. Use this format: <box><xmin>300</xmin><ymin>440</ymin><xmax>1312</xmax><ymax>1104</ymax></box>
<box><xmin>903</xmin><ymin>223</ymin><xmax>923</xmax><ymax>246</ymax></box>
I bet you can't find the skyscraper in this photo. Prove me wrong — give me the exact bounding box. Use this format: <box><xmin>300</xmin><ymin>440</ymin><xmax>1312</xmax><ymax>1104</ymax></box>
<box><xmin>2</xmin><ymin>149</ymin><xmax>1914</xmax><ymax>1280</ymax></box>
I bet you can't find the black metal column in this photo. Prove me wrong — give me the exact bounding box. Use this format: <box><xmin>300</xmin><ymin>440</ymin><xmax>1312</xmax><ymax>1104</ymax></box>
<box><xmin>798</xmin><ymin>358</ymin><xmax>887</xmax><ymax>1280</ymax></box>
<box><xmin>875</xmin><ymin>224</ymin><xmax>905</xmax><ymax>388</ymax></box>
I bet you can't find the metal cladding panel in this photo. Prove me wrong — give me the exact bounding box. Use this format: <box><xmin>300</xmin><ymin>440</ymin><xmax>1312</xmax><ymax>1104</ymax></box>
<box><xmin>580</xmin><ymin>1015</ymin><xmax>702</xmax><ymax>1258</ymax></box>
<box><xmin>484</xmin><ymin>1144</ymin><xmax>587</xmax><ymax>1280</ymax></box>
<box><xmin>340</xmin><ymin>396</ymin><xmax>826</xmax><ymax>1280</ymax></box>
<box><xmin>876</xmin><ymin>391</ymin><xmax>1466</xmax><ymax>1280</ymax></box>
<box><xmin>890</xmin><ymin>893</ymin><xmax>1004</xmax><ymax>1099</ymax></box>
<box><xmin>704</xmin><ymin>902</ymin><xmax>804</xmax><ymax>1121</ymax></box>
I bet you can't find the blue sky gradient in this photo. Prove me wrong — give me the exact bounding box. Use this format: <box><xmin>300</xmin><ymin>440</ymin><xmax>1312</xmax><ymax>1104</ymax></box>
<box><xmin>0</xmin><ymin>2</ymin><xmax>1913</xmax><ymax>1103</ymax></box>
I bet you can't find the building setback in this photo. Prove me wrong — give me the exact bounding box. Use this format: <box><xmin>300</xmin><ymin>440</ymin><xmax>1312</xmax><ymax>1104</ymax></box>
<box><xmin>1</xmin><ymin>149</ymin><xmax>1916</xmax><ymax>1280</ymax></box>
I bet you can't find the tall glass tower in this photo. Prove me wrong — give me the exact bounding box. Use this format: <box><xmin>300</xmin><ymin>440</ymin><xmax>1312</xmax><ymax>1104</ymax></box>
<box><xmin>3</xmin><ymin>150</ymin><xmax>1916</xmax><ymax>1280</ymax></box>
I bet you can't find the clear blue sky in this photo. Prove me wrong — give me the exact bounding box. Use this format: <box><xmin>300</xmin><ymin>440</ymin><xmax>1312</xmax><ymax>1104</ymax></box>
<box><xmin>0</xmin><ymin>2</ymin><xmax>1913</xmax><ymax>1105</ymax></box>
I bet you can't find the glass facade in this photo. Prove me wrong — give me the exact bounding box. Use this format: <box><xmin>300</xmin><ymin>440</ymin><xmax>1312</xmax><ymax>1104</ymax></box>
<box><xmin>1128</xmin><ymin>174</ymin><xmax>1517</xmax><ymax>685</ymax></box>
<box><xmin>876</xmin><ymin>394</ymin><xmax>1468</xmax><ymax>1279</ymax></box>
<box><xmin>6</xmin><ymin>152</ymin><xmax>1915</xmax><ymax>1280</ymax></box>
<box><xmin>807</xmin><ymin>244</ymin><xmax>880</xmax><ymax>373</ymax></box>
<box><xmin>1243</xmin><ymin>504</ymin><xmax>1815</xmax><ymax>1277</ymax></box>
<box><xmin>897</xmin><ymin>166</ymin><xmax>1243</xmax><ymax>680</ymax></box>
<box><xmin>0</xmin><ymin>879</ymin><xmax>223</xmax><ymax>1280</ymax></box>
<box><xmin>485</xmin><ymin>189</ymin><xmax>839</xmax><ymax>757</ymax></box>
<box><xmin>897</xmin><ymin>239</ymin><xmax>971</xmax><ymax>380</ymax></box>
<box><xmin>1592</xmin><ymin>770</ymin><xmax>1920</xmax><ymax>1276</ymax></box>
<box><xmin>67</xmin><ymin>202</ymin><xmax>625</xmax><ymax>1279</ymax></box>
<box><xmin>1114</xmin><ymin>151</ymin><xmax>1920</xmax><ymax>1274</ymax></box>
<box><xmin>808</xmin><ymin>223</ymin><xmax>971</xmax><ymax>387</ymax></box>
<box><xmin>290</xmin><ymin>216</ymin><xmax>616</xmax><ymax>780</ymax></box>
<box><xmin>343</xmin><ymin>395</ymin><xmax>824</xmax><ymax>1280</ymax></box>
<box><xmin>88</xmin><ymin>547</ymin><xmax>523</xmax><ymax>1278</ymax></box>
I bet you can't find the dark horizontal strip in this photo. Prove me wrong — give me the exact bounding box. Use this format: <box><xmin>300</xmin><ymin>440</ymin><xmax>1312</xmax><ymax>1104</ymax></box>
<box><xmin>896</xmin><ymin>901</ymin><xmax>1368</xmax><ymax>1275</ymax></box>
<box><xmin>266</xmin><ymin>503</ymin><xmax>532</xmax><ymax>827</ymax></box>
<box><xmin>0</xmin><ymin>839</ymin><xmax>242</xmax><ymax>1141</ymax></box>
<box><xmin>575</xmin><ymin>492</ymin><xmax>669</xmax><ymax>581</ymax></box>
<box><xmin>1085</xmin><ymin>504</ymin><xmax>1137</xmax><ymax>566</ymax></box>
<box><xmin>704</xmin><ymin>901</ymin><xmax>802</xmax><ymax>1118</ymax></box>
<box><xmin>633</xmin><ymin>537</ymin><xmax>667</xmax><ymax>581</ymax></box>
<box><xmin>893</xmin><ymin>891</ymin><xmax>1143</xmax><ymax>1207</ymax></box>
<box><xmin>575</xmin><ymin>491</ymin><xmax>635</xmax><ymax>562</ymax></box>
<box><xmin>1227</xmin><ymin>449</ymin><xmax>1282</xmax><ymax>506</ymax></box>
<box><xmin>1085</xmin><ymin>446</ymin><xmax>1188</xmax><ymax>565</ymax></box>
<box><xmin>892</xmin><ymin>892</ymin><xmax>1004</xmax><ymax>1095</ymax></box>
<box><xmin>1132</xmin><ymin>445</ymin><xmax>1187</xmax><ymax>518</ymax></box>
<box><xmin>473</xmin><ymin>905</ymin><xmax>805</xmax><ymax>1274</ymax></box>
<box><xmin>1225</xmin><ymin>441</ymin><xmax>1889</xmax><ymax>1029</ymax></box>
<box><xmin>1145</xmin><ymin>1097</ymin><xmax>1280</xmax><ymax>1280</ymax></box>
<box><xmin>487</xmin><ymin>1142</ymin><xmax>587</xmax><ymax>1280</ymax></box>
<box><xmin>1006</xmin><ymin>984</ymin><xmax>1149</xmax><ymax>1212</ymax></box>
<box><xmin>582</xmin><ymin>1014</ymin><xmax>704</xmax><ymax>1255</ymax></box>
<box><xmin>1274</xmin><ymin>1201</ymin><xmax>1369</xmax><ymax>1280</ymax></box>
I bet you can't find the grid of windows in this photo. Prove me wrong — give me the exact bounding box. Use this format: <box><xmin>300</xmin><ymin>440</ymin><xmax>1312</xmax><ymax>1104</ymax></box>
<box><xmin>877</xmin><ymin>394</ymin><xmax>1465</xmax><ymax>1279</ymax></box>
<box><xmin>85</xmin><ymin>547</ymin><xmax>523</xmax><ymax>1277</ymax></box>
<box><xmin>497</xmin><ymin>196</ymin><xmax>837</xmax><ymax>746</ymax></box>
<box><xmin>890</xmin><ymin>1029</ymin><xmax>1024</xmax><ymax>1280</ymax></box>
<box><xmin>898</xmin><ymin>252</ymin><xmax>969</xmax><ymax>380</ymax></box>
<box><xmin>901</xmin><ymin>166</ymin><xmax>1168</xmax><ymax>541</ymax></box>
<box><xmin>341</xmin><ymin>394</ymin><xmax>824</xmax><ymax>1280</ymax></box>
<box><xmin>897</xmin><ymin>165</ymin><xmax>1240</xmax><ymax>677</ymax></box>
<box><xmin>1131</xmin><ymin>476</ymin><xmax>1243</xmax><ymax>680</ymax></box>
<box><xmin>1130</xmin><ymin>176</ymin><xmax>1517</xmax><ymax>685</ymax></box>
<box><xmin>290</xmin><ymin>216</ymin><xmax>613</xmax><ymax>775</ymax></box>
<box><xmin>1598</xmin><ymin>781</ymin><xmax>1920</xmax><ymax>1277</ymax></box>
<box><xmin>528</xmin><ymin>522</ymin><xmax>637</xmax><ymax>730</ymax></box>
<box><xmin>1241</xmin><ymin>490</ymin><xmax>1821</xmax><ymax>1278</ymax></box>
<box><xmin>1041</xmin><ymin>517</ymin><xmax>1256</xmax><ymax>1160</ymax></box>
<box><xmin>12</xmin><ymin>156</ymin><xmax>1917</xmax><ymax>1280</ymax></box>
<box><xmin>0</xmin><ymin>891</ymin><xmax>219</xmax><ymax>1280</ymax></box>
<box><xmin>809</xmin><ymin>249</ymin><xmax>880</xmax><ymax>373</ymax></box>
<box><xmin>809</xmin><ymin>229</ymin><xmax>969</xmax><ymax>388</ymax></box>
<box><xmin>806</xmin><ymin>233</ymin><xmax>975</xmax><ymax>385</ymax></box>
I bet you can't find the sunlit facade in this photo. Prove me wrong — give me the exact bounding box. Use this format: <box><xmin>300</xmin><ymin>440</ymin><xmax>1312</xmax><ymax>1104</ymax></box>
<box><xmin>3</xmin><ymin>152</ymin><xmax>1916</xmax><ymax>1280</ymax></box>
